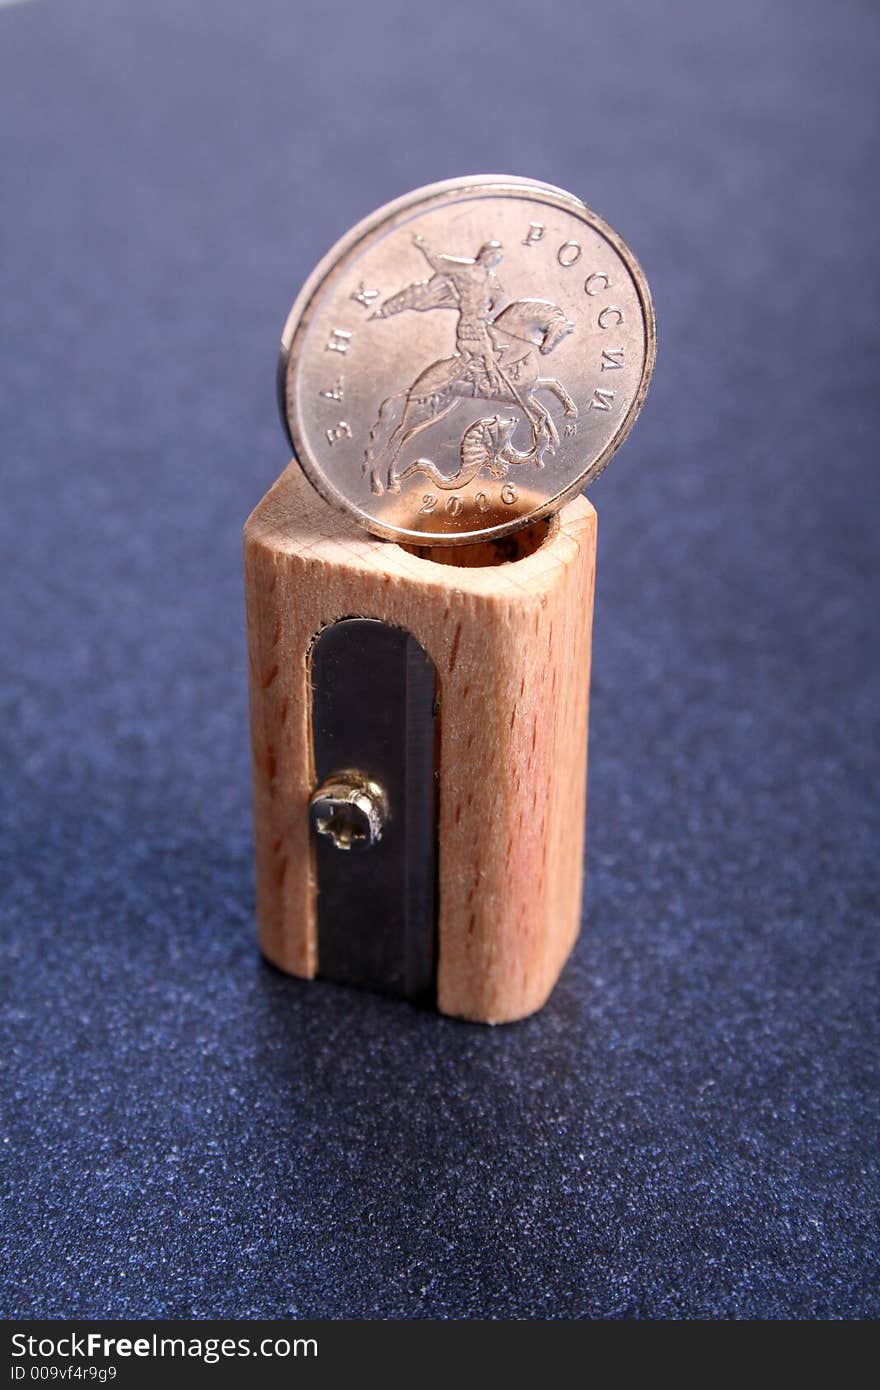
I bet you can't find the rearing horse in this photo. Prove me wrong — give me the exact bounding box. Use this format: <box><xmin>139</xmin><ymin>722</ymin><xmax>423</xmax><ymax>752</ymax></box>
<box><xmin>363</xmin><ymin>299</ymin><xmax>577</xmax><ymax>496</ymax></box>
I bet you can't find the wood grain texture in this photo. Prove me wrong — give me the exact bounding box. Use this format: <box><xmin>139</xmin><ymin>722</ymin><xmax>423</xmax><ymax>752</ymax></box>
<box><xmin>244</xmin><ymin>462</ymin><xmax>596</xmax><ymax>1023</ymax></box>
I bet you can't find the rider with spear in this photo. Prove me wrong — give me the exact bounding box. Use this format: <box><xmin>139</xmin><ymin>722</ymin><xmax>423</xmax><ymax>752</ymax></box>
<box><xmin>371</xmin><ymin>235</ymin><xmax>507</xmax><ymax>395</ymax></box>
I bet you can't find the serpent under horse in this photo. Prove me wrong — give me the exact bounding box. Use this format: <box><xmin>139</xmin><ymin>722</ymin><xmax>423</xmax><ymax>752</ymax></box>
<box><xmin>394</xmin><ymin>413</ymin><xmax>555</xmax><ymax>492</ymax></box>
<box><xmin>363</xmin><ymin>299</ymin><xmax>577</xmax><ymax>496</ymax></box>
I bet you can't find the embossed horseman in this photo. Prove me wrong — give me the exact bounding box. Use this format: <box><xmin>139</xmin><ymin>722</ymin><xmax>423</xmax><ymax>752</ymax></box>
<box><xmin>365</xmin><ymin>235</ymin><xmax>578</xmax><ymax>495</ymax></box>
<box><xmin>371</xmin><ymin>235</ymin><xmax>506</xmax><ymax>395</ymax></box>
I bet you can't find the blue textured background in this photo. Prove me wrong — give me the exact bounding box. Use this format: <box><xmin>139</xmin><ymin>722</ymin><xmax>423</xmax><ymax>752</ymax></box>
<box><xmin>1</xmin><ymin>0</ymin><xmax>878</xmax><ymax>1319</ymax></box>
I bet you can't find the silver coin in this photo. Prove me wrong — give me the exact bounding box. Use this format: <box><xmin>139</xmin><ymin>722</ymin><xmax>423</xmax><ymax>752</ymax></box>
<box><xmin>279</xmin><ymin>175</ymin><xmax>655</xmax><ymax>546</ymax></box>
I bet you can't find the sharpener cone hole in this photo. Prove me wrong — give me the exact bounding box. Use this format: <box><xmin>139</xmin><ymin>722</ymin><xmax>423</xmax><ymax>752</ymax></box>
<box><xmin>399</xmin><ymin>517</ymin><xmax>554</xmax><ymax>568</ymax></box>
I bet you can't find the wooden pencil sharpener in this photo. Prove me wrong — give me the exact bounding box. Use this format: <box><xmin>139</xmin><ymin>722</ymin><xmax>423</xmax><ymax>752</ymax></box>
<box><xmin>243</xmin><ymin>463</ymin><xmax>596</xmax><ymax>1023</ymax></box>
<box><xmin>242</xmin><ymin>173</ymin><xmax>654</xmax><ymax>1022</ymax></box>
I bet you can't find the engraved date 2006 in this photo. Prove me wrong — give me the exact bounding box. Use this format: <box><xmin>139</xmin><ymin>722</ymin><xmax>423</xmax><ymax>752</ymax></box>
<box><xmin>418</xmin><ymin>483</ymin><xmax>519</xmax><ymax>517</ymax></box>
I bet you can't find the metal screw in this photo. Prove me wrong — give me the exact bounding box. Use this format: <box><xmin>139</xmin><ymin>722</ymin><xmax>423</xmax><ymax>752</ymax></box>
<box><xmin>309</xmin><ymin>772</ymin><xmax>388</xmax><ymax>852</ymax></box>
